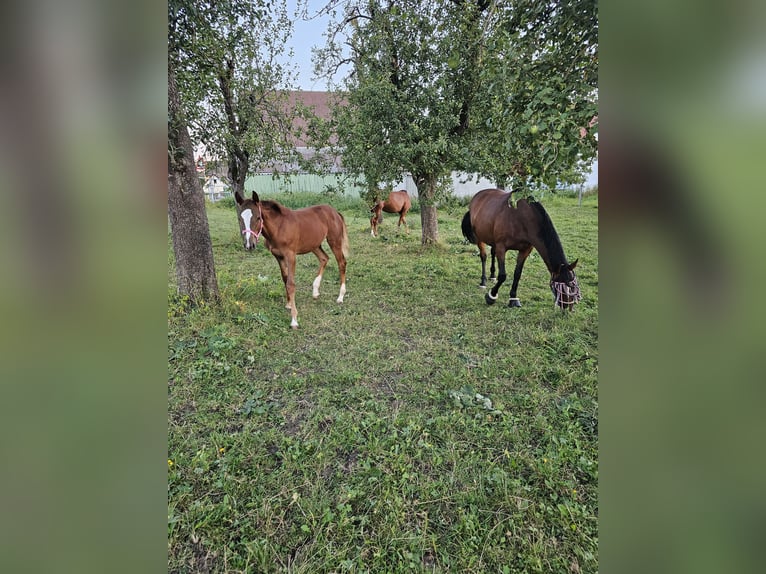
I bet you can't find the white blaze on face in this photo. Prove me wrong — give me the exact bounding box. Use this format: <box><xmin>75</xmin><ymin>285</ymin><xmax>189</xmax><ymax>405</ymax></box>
<box><xmin>240</xmin><ymin>208</ymin><xmax>253</xmax><ymax>248</ymax></box>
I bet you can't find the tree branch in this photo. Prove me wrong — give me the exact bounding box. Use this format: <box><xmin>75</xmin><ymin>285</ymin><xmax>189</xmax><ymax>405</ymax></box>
<box><xmin>217</xmin><ymin>58</ymin><xmax>238</xmax><ymax>137</ymax></box>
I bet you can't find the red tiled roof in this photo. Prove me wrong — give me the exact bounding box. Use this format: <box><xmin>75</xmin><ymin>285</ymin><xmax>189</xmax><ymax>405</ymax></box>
<box><xmin>286</xmin><ymin>90</ymin><xmax>347</xmax><ymax>147</ymax></box>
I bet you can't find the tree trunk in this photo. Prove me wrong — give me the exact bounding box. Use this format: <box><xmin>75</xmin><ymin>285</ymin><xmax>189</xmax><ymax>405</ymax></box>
<box><xmin>228</xmin><ymin>151</ymin><xmax>249</xmax><ymax>238</ymax></box>
<box><xmin>415</xmin><ymin>173</ymin><xmax>439</xmax><ymax>244</ymax></box>
<box><xmin>217</xmin><ymin>58</ymin><xmax>250</xmax><ymax>214</ymax></box>
<box><xmin>168</xmin><ymin>62</ymin><xmax>219</xmax><ymax>303</ymax></box>
<box><xmin>228</xmin><ymin>150</ymin><xmax>249</xmax><ymax>200</ymax></box>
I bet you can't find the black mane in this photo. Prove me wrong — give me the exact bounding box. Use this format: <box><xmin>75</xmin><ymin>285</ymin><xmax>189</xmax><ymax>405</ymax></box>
<box><xmin>529</xmin><ymin>200</ymin><xmax>567</xmax><ymax>265</ymax></box>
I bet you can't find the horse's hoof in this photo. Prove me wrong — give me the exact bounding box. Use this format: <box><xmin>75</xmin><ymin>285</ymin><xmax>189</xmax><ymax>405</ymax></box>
<box><xmin>485</xmin><ymin>292</ymin><xmax>498</xmax><ymax>305</ymax></box>
<box><xmin>508</xmin><ymin>298</ymin><xmax>522</xmax><ymax>308</ymax></box>
<box><xmin>479</xmin><ymin>284</ymin><xmax>487</xmax><ymax>289</ymax></box>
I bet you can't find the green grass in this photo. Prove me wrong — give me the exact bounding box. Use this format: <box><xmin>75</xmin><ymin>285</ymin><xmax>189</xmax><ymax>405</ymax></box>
<box><xmin>168</xmin><ymin>191</ymin><xmax>598</xmax><ymax>573</ymax></box>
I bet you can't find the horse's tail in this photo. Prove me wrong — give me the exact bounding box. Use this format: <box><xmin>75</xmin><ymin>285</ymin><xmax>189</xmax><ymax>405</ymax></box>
<box><xmin>461</xmin><ymin>211</ymin><xmax>477</xmax><ymax>244</ymax></box>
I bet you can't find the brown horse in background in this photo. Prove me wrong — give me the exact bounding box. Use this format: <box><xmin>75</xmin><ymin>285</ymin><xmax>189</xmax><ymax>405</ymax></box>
<box><xmin>235</xmin><ymin>191</ymin><xmax>349</xmax><ymax>329</ymax></box>
<box><xmin>370</xmin><ymin>190</ymin><xmax>411</xmax><ymax>237</ymax></box>
<box><xmin>461</xmin><ymin>188</ymin><xmax>581</xmax><ymax>310</ymax></box>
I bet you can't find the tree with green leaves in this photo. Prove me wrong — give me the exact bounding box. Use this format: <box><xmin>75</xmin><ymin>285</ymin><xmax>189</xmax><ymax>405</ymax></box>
<box><xmin>319</xmin><ymin>0</ymin><xmax>489</xmax><ymax>244</ymax></box>
<box><xmin>317</xmin><ymin>0</ymin><xmax>597</xmax><ymax>243</ymax></box>
<box><xmin>169</xmin><ymin>0</ymin><xmax>301</xmax><ymax>200</ymax></box>
<box><xmin>467</xmin><ymin>0</ymin><xmax>598</xmax><ymax>191</ymax></box>
<box><xmin>168</xmin><ymin>0</ymin><xmax>304</xmax><ymax>302</ymax></box>
<box><xmin>168</xmin><ymin>5</ymin><xmax>219</xmax><ymax>304</ymax></box>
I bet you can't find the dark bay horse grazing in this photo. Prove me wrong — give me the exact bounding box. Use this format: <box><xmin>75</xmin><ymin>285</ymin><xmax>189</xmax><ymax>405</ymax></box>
<box><xmin>234</xmin><ymin>191</ymin><xmax>349</xmax><ymax>329</ymax></box>
<box><xmin>370</xmin><ymin>190</ymin><xmax>411</xmax><ymax>237</ymax></box>
<box><xmin>461</xmin><ymin>188</ymin><xmax>581</xmax><ymax>310</ymax></box>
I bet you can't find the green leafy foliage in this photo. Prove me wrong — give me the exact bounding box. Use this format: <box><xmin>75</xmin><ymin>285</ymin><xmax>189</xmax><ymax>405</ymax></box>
<box><xmin>168</xmin><ymin>0</ymin><xmax>303</xmax><ymax>187</ymax></box>
<box><xmin>314</xmin><ymin>0</ymin><xmax>597</xmax><ymax>244</ymax></box>
<box><xmin>469</xmin><ymin>0</ymin><xmax>598</xmax><ymax>189</ymax></box>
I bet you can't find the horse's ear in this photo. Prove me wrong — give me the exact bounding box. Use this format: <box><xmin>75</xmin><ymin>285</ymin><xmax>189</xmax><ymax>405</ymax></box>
<box><xmin>252</xmin><ymin>191</ymin><xmax>260</xmax><ymax>203</ymax></box>
<box><xmin>569</xmin><ymin>259</ymin><xmax>579</xmax><ymax>271</ymax></box>
<box><xmin>234</xmin><ymin>191</ymin><xmax>244</xmax><ymax>205</ymax></box>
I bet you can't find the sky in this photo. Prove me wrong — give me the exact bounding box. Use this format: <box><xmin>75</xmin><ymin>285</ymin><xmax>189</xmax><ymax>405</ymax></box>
<box><xmin>284</xmin><ymin>1</ymin><xmax>344</xmax><ymax>90</ymax></box>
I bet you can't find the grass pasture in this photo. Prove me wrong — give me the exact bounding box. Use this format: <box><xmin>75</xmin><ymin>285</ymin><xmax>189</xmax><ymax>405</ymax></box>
<box><xmin>168</xmin><ymin>191</ymin><xmax>598</xmax><ymax>573</ymax></box>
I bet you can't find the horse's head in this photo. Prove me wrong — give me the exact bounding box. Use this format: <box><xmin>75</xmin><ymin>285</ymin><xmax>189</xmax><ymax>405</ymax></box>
<box><xmin>234</xmin><ymin>191</ymin><xmax>263</xmax><ymax>250</ymax></box>
<box><xmin>550</xmin><ymin>259</ymin><xmax>581</xmax><ymax>310</ymax></box>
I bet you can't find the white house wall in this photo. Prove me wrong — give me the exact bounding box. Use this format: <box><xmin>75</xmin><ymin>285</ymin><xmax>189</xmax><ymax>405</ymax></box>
<box><xmin>389</xmin><ymin>172</ymin><xmax>497</xmax><ymax>198</ymax></box>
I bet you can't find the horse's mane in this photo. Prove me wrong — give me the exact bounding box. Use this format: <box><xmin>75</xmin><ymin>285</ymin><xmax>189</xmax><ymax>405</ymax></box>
<box><xmin>528</xmin><ymin>199</ymin><xmax>566</xmax><ymax>262</ymax></box>
<box><xmin>261</xmin><ymin>200</ymin><xmax>284</xmax><ymax>214</ymax></box>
